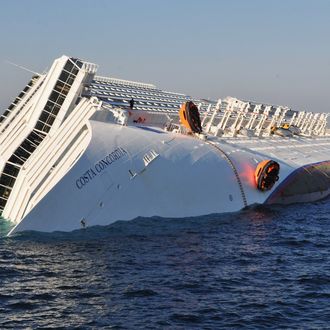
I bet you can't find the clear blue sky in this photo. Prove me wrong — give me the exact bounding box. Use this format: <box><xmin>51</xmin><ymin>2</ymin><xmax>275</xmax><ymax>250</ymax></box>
<box><xmin>1</xmin><ymin>0</ymin><xmax>329</xmax><ymax>113</ymax></box>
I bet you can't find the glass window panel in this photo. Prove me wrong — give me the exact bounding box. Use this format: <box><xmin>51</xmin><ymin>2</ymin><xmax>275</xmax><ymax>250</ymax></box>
<box><xmin>57</xmin><ymin>94</ymin><xmax>66</xmax><ymax>105</ymax></box>
<box><xmin>49</xmin><ymin>91</ymin><xmax>60</xmax><ymax>103</ymax></box>
<box><xmin>54</xmin><ymin>81</ymin><xmax>65</xmax><ymax>93</ymax></box>
<box><xmin>44</xmin><ymin>101</ymin><xmax>56</xmax><ymax>113</ymax></box>
<box><xmin>61</xmin><ymin>83</ymin><xmax>71</xmax><ymax>95</ymax></box>
<box><xmin>0</xmin><ymin>174</ymin><xmax>16</xmax><ymax>188</ymax></box>
<box><xmin>0</xmin><ymin>197</ymin><xmax>8</xmax><ymax>209</ymax></box>
<box><xmin>46</xmin><ymin>115</ymin><xmax>55</xmax><ymax>126</ymax></box>
<box><xmin>39</xmin><ymin>112</ymin><xmax>49</xmax><ymax>123</ymax></box>
<box><xmin>73</xmin><ymin>59</ymin><xmax>83</xmax><ymax>68</ymax></box>
<box><xmin>21</xmin><ymin>139</ymin><xmax>37</xmax><ymax>154</ymax></box>
<box><xmin>36</xmin><ymin>121</ymin><xmax>51</xmax><ymax>133</ymax></box>
<box><xmin>15</xmin><ymin>147</ymin><xmax>30</xmax><ymax>161</ymax></box>
<box><xmin>64</xmin><ymin>60</ymin><xmax>74</xmax><ymax>73</ymax></box>
<box><xmin>8</xmin><ymin>154</ymin><xmax>24</xmax><ymax>166</ymax></box>
<box><xmin>0</xmin><ymin>186</ymin><xmax>11</xmax><ymax>199</ymax></box>
<box><xmin>51</xmin><ymin>104</ymin><xmax>61</xmax><ymax>116</ymax></box>
<box><xmin>59</xmin><ymin>71</ymin><xmax>69</xmax><ymax>84</ymax></box>
<box><xmin>67</xmin><ymin>75</ymin><xmax>75</xmax><ymax>86</ymax></box>
<box><xmin>3</xmin><ymin>164</ymin><xmax>20</xmax><ymax>177</ymax></box>
<box><xmin>71</xmin><ymin>67</ymin><xmax>79</xmax><ymax>76</ymax></box>
<box><xmin>35</xmin><ymin>121</ymin><xmax>45</xmax><ymax>132</ymax></box>
<box><xmin>30</xmin><ymin>130</ymin><xmax>46</xmax><ymax>143</ymax></box>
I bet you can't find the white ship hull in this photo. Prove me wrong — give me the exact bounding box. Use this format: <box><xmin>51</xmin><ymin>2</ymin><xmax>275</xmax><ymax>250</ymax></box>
<box><xmin>8</xmin><ymin>120</ymin><xmax>330</xmax><ymax>235</ymax></box>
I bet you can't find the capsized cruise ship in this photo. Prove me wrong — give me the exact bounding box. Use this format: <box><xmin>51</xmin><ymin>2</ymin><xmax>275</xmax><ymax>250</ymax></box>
<box><xmin>1</xmin><ymin>55</ymin><xmax>329</xmax><ymax>236</ymax></box>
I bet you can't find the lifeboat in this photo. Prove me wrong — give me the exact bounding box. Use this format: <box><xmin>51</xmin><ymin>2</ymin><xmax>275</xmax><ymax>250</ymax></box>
<box><xmin>179</xmin><ymin>101</ymin><xmax>202</xmax><ymax>133</ymax></box>
<box><xmin>255</xmin><ymin>160</ymin><xmax>280</xmax><ymax>191</ymax></box>
<box><xmin>272</xmin><ymin>125</ymin><xmax>293</xmax><ymax>137</ymax></box>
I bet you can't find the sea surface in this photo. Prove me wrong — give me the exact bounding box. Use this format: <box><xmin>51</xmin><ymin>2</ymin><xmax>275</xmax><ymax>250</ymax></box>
<box><xmin>0</xmin><ymin>199</ymin><xmax>330</xmax><ymax>329</ymax></box>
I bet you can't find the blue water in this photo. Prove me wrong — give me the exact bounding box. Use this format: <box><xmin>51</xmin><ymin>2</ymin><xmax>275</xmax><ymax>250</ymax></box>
<box><xmin>1</xmin><ymin>199</ymin><xmax>330</xmax><ymax>329</ymax></box>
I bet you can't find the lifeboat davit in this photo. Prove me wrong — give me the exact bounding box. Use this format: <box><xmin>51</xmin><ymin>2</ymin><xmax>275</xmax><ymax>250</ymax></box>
<box><xmin>179</xmin><ymin>101</ymin><xmax>202</xmax><ymax>133</ymax></box>
<box><xmin>255</xmin><ymin>160</ymin><xmax>280</xmax><ymax>191</ymax></box>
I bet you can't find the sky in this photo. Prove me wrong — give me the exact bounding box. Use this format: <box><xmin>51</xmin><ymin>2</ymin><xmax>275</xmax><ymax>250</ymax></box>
<box><xmin>0</xmin><ymin>0</ymin><xmax>329</xmax><ymax>113</ymax></box>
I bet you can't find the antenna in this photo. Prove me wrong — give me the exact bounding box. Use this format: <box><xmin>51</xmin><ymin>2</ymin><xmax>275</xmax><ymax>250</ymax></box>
<box><xmin>5</xmin><ymin>60</ymin><xmax>41</xmax><ymax>76</ymax></box>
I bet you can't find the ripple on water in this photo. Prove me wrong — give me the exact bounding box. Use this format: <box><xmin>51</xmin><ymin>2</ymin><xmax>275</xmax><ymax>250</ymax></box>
<box><xmin>0</xmin><ymin>198</ymin><xmax>329</xmax><ymax>328</ymax></box>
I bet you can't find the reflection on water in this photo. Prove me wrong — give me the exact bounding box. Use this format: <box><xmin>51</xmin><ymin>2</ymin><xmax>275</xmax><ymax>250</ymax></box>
<box><xmin>0</xmin><ymin>217</ymin><xmax>14</xmax><ymax>237</ymax></box>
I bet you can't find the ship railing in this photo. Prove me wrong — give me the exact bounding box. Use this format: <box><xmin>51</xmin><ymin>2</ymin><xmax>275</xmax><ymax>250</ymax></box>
<box><xmin>316</xmin><ymin>113</ymin><xmax>328</xmax><ymax>135</ymax></box>
<box><xmin>0</xmin><ymin>75</ymin><xmax>43</xmax><ymax>128</ymax></box>
<box><xmin>201</xmin><ymin>104</ymin><xmax>214</xmax><ymax>127</ymax></box>
<box><xmin>0</xmin><ymin>76</ymin><xmax>46</xmax><ymax>150</ymax></box>
<box><xmin>95</xmin><ymin>75</ymin><xmax>156</xmax><ymax>90</ymax></box>
<box><xmin>82</xmin><ymin>62</ymin><xmax>98</xmax><ymax>74</ymax></box>
<box><xmin>305</xmin><ymin>113</ymin><xmax>320</xmax><ymax>135</ymax></box>
<box><xmin>203</xmin><ymin>97</ymin><xmax>329</xmax><ymax>138</ymax></box>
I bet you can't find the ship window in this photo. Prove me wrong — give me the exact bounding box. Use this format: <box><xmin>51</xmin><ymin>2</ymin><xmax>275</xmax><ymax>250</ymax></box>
<box><xmin>8</xmin><ymin>154</ymin><xmax>25</xmax><ymax>166</ymax></box>
<box><xmin>66</xmin><ymin>75</ymin><xmax>75</xmax><ymax>86</ymax></box>
<box><xmin>63</xmin><ymin>60</ymin><xmax>80</xmax><ymax>76</ymax></box>
<box><xmin>54</xmin><ymin>81</ymin><xmax>65</xmax><ymax>94</ymax></box>
<box><xmin>46</xmin><ymin>115</ymin><xmax>56</xmax><ymax>126</ymax></box>
<box><xmin>57</xmin><ymin>94</ymin><xmax>66</xmax><ymax>106</ymax></box>
<box><xmin>0</xmin><ymin>186</ymin><xmax>11</xmax><ymax>200</ymax></box>
<box><xmin>3</xmin><ymin>164</ymin><xmax>20</xmax><ymax>177</ymax></box>
<box><xmin>0</xmin><ymin>193</ymin><xmax>9</xmax><ymax>202</ymax></box>
<box><xmin>43</xmin><ymin>125</ymin><xmax>51</xmax><ymax>133</ymax></box>
<box><xmin>61</xmin><ymin>84</ymin><xmax>71</xmax><ymax>95</ymax></box>
<box><xmin>37</xmin><ymin>115</ymin><xmax>47</xmax><ymax>126</ymax></box>
<box><xmin>15</xmin><ymin>146</ymin><xmax>31</xmax><ymax>161</ymax></box>
<box><xmin>71</xmin><ymin>66</ymin><xmax>79</xmax><ymax>76</ymax></box>
<box><xmin>72</xmin><ymin>58</ymin><xmax>83</xmax><ymax>68</ymax></box>
<box><xmin>64</xmin><ymin>60</ymin><xmax>75</xmax><ymax>73</ymax></box>
<box><xmin>0</xmin><ymin>197</ymin><xmax>9</xmax><ymax>209</ymax></box>
<box><xmin>49</xmin><ymin>91</ymin><xmax>60</xmax><ymax>103</ymax></box>
<box><xmin>59</xmin><ymin>71</ymin><xmax>70</xmax><ymax>83</ymax></box>
<box><xmin>35</xmin><ymin>121</ymin><xmax>51</xmax><ymax>133</ymax></box>
<box><xmin>58</xmin><ymin>71</ymin><xmax>75</xmax><ymax>86</ymax></box>
<box><xmin>45</xmin><ymin>102</ymin><xmax>61</xmax><ymax>116</ymax></box>
<box><xmin>0</xmin><ymin>174</ymin><xmax>16</xmax><ymax>188</ymax></box>
<box><xmin>44</xmin><ymin>101</ymin><xmax>54</xmax><ymax>113</ymax></box>
<box><xmin>21</xmin><ymin>139</ymin><xmax>37</xmax><ymax>153</ymax></box>
<box><xmin>39</xmin><ymin>111</ymin><xmax>50</xmax><ymax>123</ymax></box>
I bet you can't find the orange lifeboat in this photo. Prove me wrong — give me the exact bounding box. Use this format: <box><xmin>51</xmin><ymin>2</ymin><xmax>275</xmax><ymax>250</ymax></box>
<box><xmin>179</xmin><ymin>101</ymin><xmax>202</xmax><ymax>133</ymax></box>
<box><xmin>255</xmin><ymin>160</ymin><xmax>280</xmax><ymax>191</ymax></box>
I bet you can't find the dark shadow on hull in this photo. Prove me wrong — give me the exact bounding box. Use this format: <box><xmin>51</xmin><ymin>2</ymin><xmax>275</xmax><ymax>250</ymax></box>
<box><xmin>265</xmin><ymin>160</ymin><xmax>330</xmax><ymax>205</ymax></box>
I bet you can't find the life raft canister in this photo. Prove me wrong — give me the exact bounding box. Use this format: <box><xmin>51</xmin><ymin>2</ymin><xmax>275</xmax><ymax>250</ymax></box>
<box><xmin>255</xmin><ymin>160</ymin><xmax>280</xmax><ymax>191</ymax></box>
<box><xmin>179</xmin><ymin>101</ymin><xmax>202</xmax><ymax>133</ymax></box>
